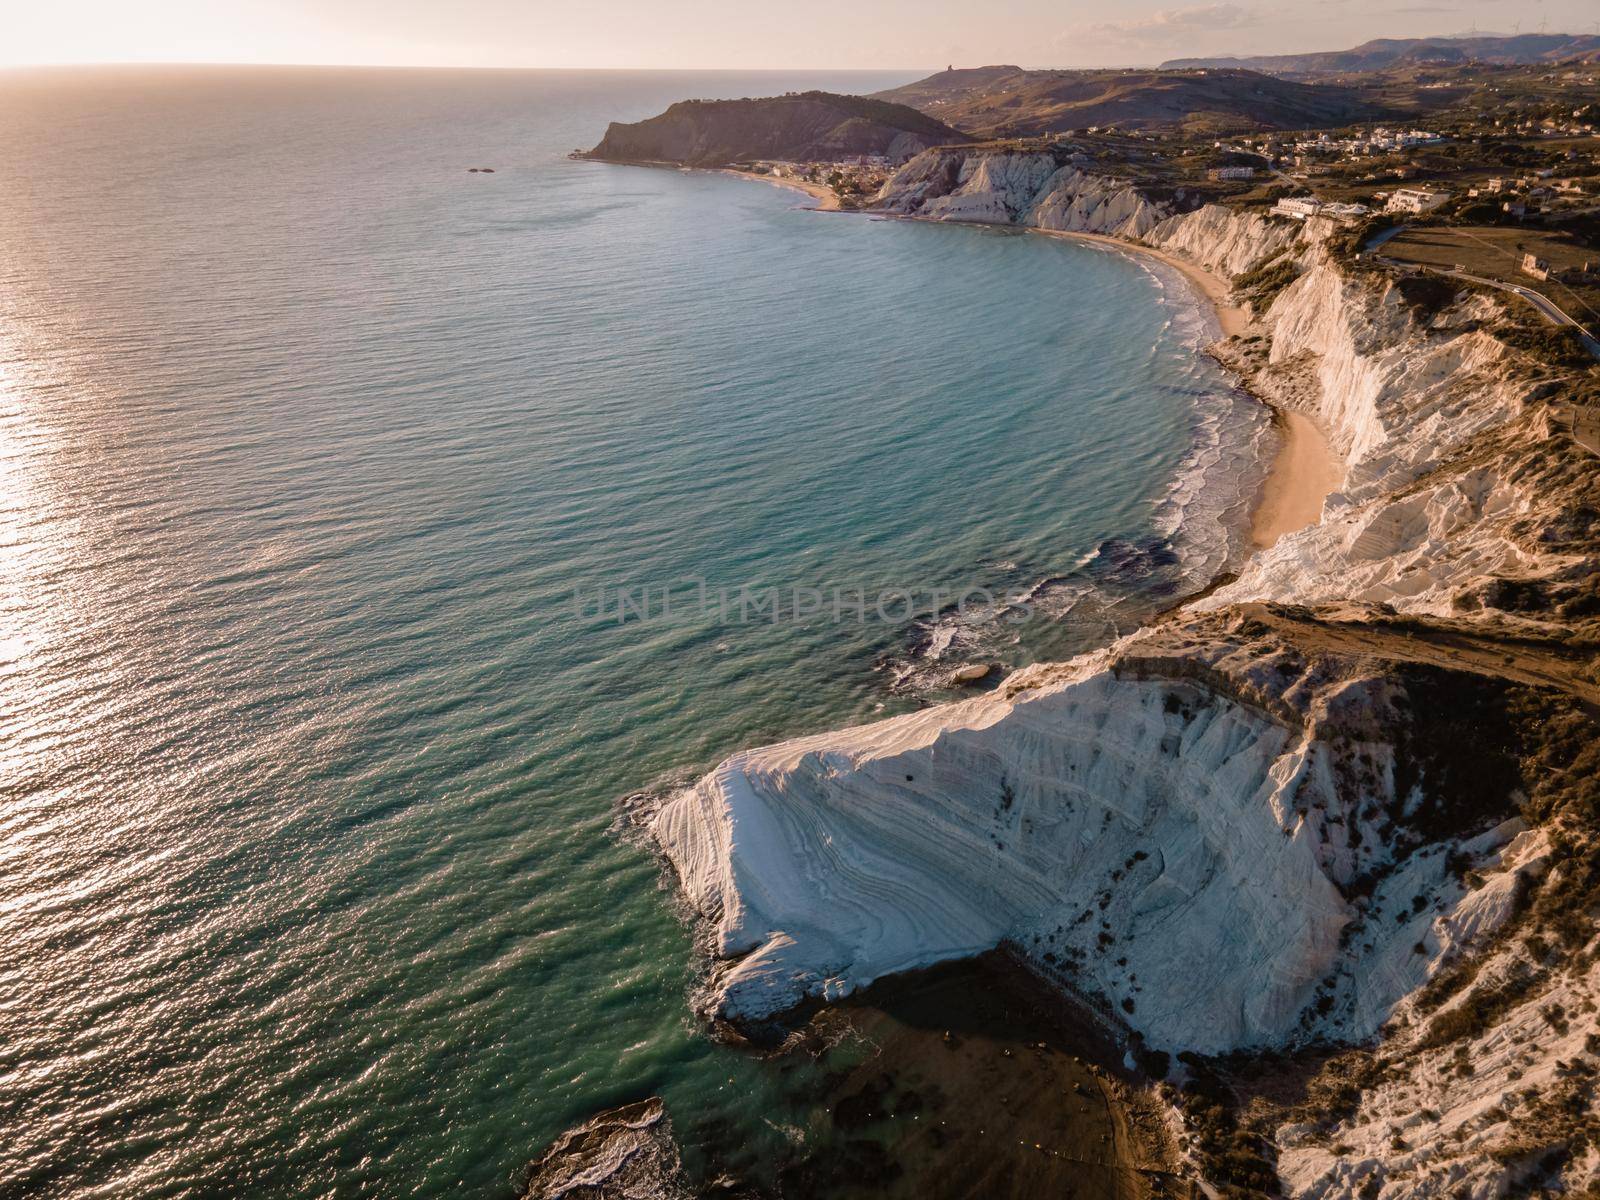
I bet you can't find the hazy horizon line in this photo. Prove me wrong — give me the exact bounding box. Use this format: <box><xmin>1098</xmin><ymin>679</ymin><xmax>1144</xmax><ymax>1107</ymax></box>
<box><xmin>3</xmin><ymin>28</ymin><xmax>1589</xmax><ymax>78</ymax></box>
<box><xmin>0</xmin><ymin>59</ymin><xmax>1149</xmax><ymax>75</ymax></box>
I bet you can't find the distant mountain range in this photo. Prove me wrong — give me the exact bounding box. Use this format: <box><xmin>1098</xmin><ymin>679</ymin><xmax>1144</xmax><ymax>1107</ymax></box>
<box><xmin>874</xmin><ymin>67</ymin><xmax>1391</xmax><ymax>135</ymax></box>
<box><xmin>1162</xmin><ymin>33</ymin><xmax>1600</xmax><ymax>76</ymax></box>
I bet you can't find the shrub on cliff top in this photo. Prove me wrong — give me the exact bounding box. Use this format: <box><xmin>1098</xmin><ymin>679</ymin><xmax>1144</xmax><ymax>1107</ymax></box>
<box><xmin>1234</xmin><ymin>255</ymin><xmax>1300</xmax><ymax>310</ymax></box>
<box><xmin>1394</xmin><ymin>273</ymin><xmax>1462</xmax><ymax>321</ymax></box>
<box><xmin>1494</xmin><ymin>323</ymin><xmax>1597</xmax><ymax>372</ymax></box>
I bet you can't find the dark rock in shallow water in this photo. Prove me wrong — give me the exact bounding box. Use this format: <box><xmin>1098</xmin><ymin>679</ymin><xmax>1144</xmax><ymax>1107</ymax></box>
<box><xmin>520</xmin><ymin>1097</ymin><xmax>690</xmax><ymax>1200</ymax></box>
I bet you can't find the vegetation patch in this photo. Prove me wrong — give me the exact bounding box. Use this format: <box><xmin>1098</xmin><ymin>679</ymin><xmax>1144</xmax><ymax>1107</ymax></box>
<box><xmin>1233</xmin><ymin>252</ymin><xmax>1301</xmax><ymax>309</ymax></box>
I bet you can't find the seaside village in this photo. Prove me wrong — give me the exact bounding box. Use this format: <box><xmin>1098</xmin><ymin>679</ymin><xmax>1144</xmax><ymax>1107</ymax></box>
<box><xmin>760</xmin><ymin>154</ymin><xmax>895</xmax><ymax>200</ymax></box>
<box><xmin>1218</xmin><ymin>122</ymin><xmax>1600</xmax><ymax>227</ymax></box>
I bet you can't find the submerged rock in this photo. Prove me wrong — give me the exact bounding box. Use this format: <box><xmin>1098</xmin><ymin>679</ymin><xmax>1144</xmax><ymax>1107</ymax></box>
<box><xmin>948</xmin><ymin>663</ymin><xmax>993</xmax><ymax>685</ymax></box>
<box><xmin>519</xmin><ymin>1097</ymin><xmax>690</xmax><ymax>1200</ymax></box>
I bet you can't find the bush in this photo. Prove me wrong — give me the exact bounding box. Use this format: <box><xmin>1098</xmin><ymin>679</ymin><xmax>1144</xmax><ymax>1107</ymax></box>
<box><xmin>1495</xmin><ymin>323</ymin><xmax>1597</xmax><ymax>371</ymax></box>
<box><xmin>1234</xmin><ymin>254</ymin><xmax>1300</xmax><ymax>308</ymax></box>
<box><xmin>1394</xmin><ymin>273</ymin><xmax>1462</xmax><ymax>319</ymax></box>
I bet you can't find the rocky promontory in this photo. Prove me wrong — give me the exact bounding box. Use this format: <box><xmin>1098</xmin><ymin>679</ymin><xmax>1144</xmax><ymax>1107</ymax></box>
<box><xmin>518</xmin><ymin>1098</ymin><xmax>689</xmax><ymax>1200</ymax></box>
<box><xmin>581</xmin><ymin>91</ymin><xmax>968</xmax><ymax>167</ymax></box>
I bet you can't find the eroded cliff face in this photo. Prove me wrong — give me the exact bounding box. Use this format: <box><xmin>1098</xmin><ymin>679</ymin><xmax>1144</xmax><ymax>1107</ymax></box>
<box><xmin>650</xmin><ymin>149</ymin><xmax>1600</xmax><ymax>1198</ymax></box>
<box><xmin>873</xmin><ymin>150</ymin><xmax>1167</xmax><ymax>236</ymax></box>
<box><xmin>656</xmin><ymin>606</ymin><xmax>1571</xmax><ymax>1059</ymax></box>
<box><xmin>1200</xmin><ymin>263</ymin><xmax>1600</xmax><ymax>635</ymax></box>
<box><xmin>869</xmin><ymin>146</ymin><xmax>1300</xmax><ymax>278</ymax></box>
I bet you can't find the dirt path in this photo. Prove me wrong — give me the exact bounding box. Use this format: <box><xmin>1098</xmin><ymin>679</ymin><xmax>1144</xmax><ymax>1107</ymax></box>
<box><xmin>1241</xmin><ymin>603</ymin><xmax>1600</xmax><ymax>709</ymax></box>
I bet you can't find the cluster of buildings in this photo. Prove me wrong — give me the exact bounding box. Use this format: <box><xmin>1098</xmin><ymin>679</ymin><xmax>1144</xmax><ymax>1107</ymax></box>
<box><xmin>1266</xmin><ymin>187</ymin><xmax>1451</xmax><ymax>219</ymax></box>
<box><xmin>1219</xmin><ymin>128</ymin><xmax>1447</xmax><ymax>168</ymax></box>
<box><xmin>1468</xmin><ymin>172</ymin><xmax>1593</xmax><ymax>219</ymax></box>
<box><xmin>1488</xmin><ymin>114</ymin><xmax>1598</xmax><ymax>139</ymax></box>
<box><xmin>759</xmin><ymin>157</ymin><xmax>896</xmax><ymax>196</ymax></box>
<box><xmin>1297</xmin><ymin>128</ymin><xmax>1446</xmax><ymax>156</ymax></box>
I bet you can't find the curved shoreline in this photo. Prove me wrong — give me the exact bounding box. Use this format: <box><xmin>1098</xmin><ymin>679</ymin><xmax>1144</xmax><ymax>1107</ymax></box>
<box><xmin>719</xmin><ymin>167</ymin><xmax>842</xmax><ymax>211</ymax></box>
<box><xmin>836</xmin><ymin>194</ymin><xmax>1343</xmax><ymax>556</ymax></box>
<box><xmin>603</xmin><ymin>158</ymin><xmax>1342</xmax><ymax>555</ymax></box>
<box><xmin>1026</xmin><ymin>226</ymin><xmax>1341</xmax><ymax>549</ymax></box>
<box><xmin>1030</xmin><ymin>226</ymin><xmax>1250</xmax><ymax>339</ymax></box>
<box><xmin>598</xmin><ymin>157</ymin><xmax>1342</xmax><ymax>555</ymax></box>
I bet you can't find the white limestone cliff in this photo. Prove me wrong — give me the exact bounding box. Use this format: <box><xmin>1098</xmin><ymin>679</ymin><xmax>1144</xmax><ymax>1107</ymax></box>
<box><xmin>655</xmin><ymin>624</ymin><xmax>1556</xmax><ymax>1059</ymax></box>
<box><xmin>870</xmin><ymin>146</ymin><xmax>1298</xmax><ymax>277</ymax></box>
<box><xmin>1198</xmin><ymin>264</ymin><xmax>1592</xmax><ymax>625</ymax></box>
<box><xmin>873</xmin><ymin>152</ymin><xmax>1168</xmax><ymax>237</ymax></box>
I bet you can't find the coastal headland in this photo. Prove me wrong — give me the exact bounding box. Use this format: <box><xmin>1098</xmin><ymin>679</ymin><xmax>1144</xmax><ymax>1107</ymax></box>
<box><xmin>563</xmin><ymin>62</ymin><xmax>1600</xmax><ymax>1200</ymax></box>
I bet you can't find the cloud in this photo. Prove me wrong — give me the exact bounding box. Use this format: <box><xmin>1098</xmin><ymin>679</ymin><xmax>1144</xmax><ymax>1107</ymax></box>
<box><xmin>1082</xmin><ymin>3</ymin><xmax>1258</xmax><ymax>43</ymax></box>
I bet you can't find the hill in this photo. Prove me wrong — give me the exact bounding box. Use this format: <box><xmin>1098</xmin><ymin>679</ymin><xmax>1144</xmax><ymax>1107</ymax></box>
<box><xmin>873</xmin><ymin>67</ymin><xmax>1391</xmax><ymax>136</ymax></box>
<box><xmin>583</xmin><ymin>92</ymin><xmax>968</xmax><ymax>167</ymax></box>
<box><xmin>1163</xmin><ymin>33</ymin><xmax>1600</xmax><ymax>77</ymax></box>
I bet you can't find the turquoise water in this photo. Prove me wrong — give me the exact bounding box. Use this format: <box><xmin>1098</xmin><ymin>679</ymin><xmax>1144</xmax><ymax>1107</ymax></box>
<box><xmin>0</xmin><ymin>67</ymin><xmax>1265</xmax><ymax>1196</ymax></box>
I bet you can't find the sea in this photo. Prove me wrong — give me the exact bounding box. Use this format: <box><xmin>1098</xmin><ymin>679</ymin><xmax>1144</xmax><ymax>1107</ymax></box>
<box><xmin>0</xmin><ymin>66</ymin><xmax>1269</xmax><ymax>1196</ymax></box>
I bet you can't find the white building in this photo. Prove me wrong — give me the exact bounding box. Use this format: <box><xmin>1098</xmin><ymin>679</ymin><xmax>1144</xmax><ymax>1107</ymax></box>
<box><xmin>1209</xmin><ymin>166</ymin><xmax>1256</xmax><ymax>181</ymax></box>
<box><xmin>1385</xmin><ymin>188</ymin><xmax>1451</xmax><ymax>214</ymax></box>
<box><xmin>1272</xmin><ymin>196</ymin><xmax>1323</xmax><ymax>219</ymax></box>
<box><xmin>1271</xmin><ymin>195</ymin><xmax>1369</xmax><ymax>223</ymax></box>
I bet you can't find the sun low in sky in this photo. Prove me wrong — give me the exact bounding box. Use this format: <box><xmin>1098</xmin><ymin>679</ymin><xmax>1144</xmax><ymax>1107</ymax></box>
<box><xmin>5</xmin><ymin>0</ymin><xmax>1598</xmax><ymax>71</ymax></box>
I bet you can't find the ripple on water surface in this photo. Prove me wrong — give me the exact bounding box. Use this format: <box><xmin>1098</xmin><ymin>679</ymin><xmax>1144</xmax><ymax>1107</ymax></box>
<box><xmin>0</xmin><ymin>65</ymin><xmax>1260</xmax><ymax>1197</ymax></box>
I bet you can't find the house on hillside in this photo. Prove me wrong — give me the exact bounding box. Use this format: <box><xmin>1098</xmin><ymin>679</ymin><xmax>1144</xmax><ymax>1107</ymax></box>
<box><xmin>1272</xmin><ymin>197</ymin><xmax>1323</xmax><ymax>220</ymax></box>
<box><xmin>1385</xmin><ymin>188</ymin><xmax>1451</xmax><ymax>214</ymax></box>
<box><xmin>1521</xmin><ymin>254</ymin><xmax>1553</xmax><ymax>281</ymax></box>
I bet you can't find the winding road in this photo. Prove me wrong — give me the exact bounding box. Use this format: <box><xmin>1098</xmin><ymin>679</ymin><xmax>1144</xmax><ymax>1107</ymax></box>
<box><xmin>1365</xmin><ymin>224</ymin><xmax>1600</xmax><ymax>361</ymax></box>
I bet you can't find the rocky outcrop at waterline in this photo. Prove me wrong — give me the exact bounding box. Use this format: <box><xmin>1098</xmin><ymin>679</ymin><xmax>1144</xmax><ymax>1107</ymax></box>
<box><xmin>582</xmin><ymin>92</ymin><xmax>969</xmax><ymax>168</ymax></box>
<box><xmin>519</xmin><ymin>1098</ymin><xmax>690</xmax><ymax>1200</ymax></box>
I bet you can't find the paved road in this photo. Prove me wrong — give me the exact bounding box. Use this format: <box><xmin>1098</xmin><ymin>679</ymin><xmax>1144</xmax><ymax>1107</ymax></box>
<box><xmin>1367</xmin><ymin>227</ymin><xmax>1600</xmax><ymax>361</ymax></box>
<box><xmin>1446</xmin><ymin>268</ymin><xmax>1600</xmax><ymax>358</ymax></box>
<box><xmin>1363</xmin><ymin>227</ymin><xmax>1600</xmax><ymax>454</ymax></box>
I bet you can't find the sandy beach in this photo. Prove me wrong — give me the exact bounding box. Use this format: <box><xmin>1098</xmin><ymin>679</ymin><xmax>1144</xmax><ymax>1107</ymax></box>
<box><xmin>1033</xmin><ymin>227</ymin><xmax>1341</xmax><ymax>548</ymax></box>
<box><xmin>1251</xmin><ymin>408</ymin><xmax>1342</xmax><ymax>547</ymax></box>
<box><xmin>722</xmin><ymin>168</ymin><xmax>842</xmax><ymax>211</ymax></box>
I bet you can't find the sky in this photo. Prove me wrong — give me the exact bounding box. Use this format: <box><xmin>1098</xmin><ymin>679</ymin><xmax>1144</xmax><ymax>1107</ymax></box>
<box><xmin>4</xmin><ymin>0</ymin><xmax>1598</xmax><ymax>70</ymax></box>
